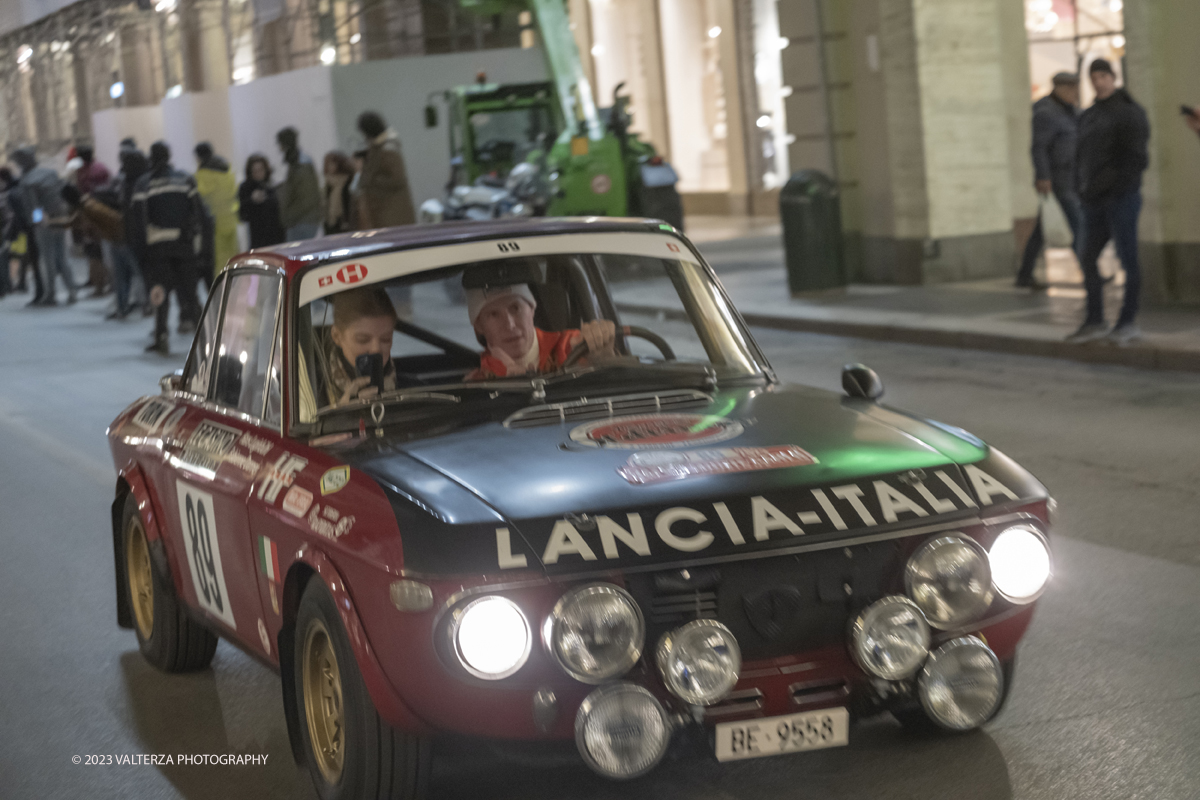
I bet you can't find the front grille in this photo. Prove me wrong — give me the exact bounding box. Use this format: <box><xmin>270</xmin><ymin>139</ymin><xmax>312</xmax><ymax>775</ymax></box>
<box><xmin>627</xmin><ymin>542</ymin><xmax>906</xmax><ymax>662</ymax></box>
<box><xmin>790</xmin><ymin>679</ymin><xmax>850</xmax><ymax>708</ymax></box>
<box><xmin>704</xmin><ymin>689</ymin><xmax>765</xmax><ymax>718</ymax></box>
<box><xmin>646</xmin><ymin>565</ymin><xmax>720</xmax><ymax>625</ymax></box>
<box><xmin>650</xmin><ymin>589</ymin><xmax>719</xmax><ymax>625</ymax></box>
<box><xmin>503</xmin><ymin>390</ymin><xmax>712</xmax><ymax>428</ymax></box>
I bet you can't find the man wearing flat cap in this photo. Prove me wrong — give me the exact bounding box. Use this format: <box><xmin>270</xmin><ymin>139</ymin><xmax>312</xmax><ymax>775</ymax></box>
<box><xmin>1016</xmin><ymin>71</ymin><xmax>1082</xmax><ymax>291</ymax></box>
<box><xmin>464</xmin><ymin>283</ymin><xmax>616</xmax><ymax>380</ymax></box>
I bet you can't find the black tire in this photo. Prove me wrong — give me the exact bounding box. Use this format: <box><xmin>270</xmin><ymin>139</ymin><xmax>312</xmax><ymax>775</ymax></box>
<box><xmin>121</xmin><ymin>493</ymin><xmax>218</xmax><ymax>672</ymax></box>
<box><xmin>294</xmin><ymin>579</ymin><xmax>430</xmax><ymax>800</ymax></box>
<box><xmin>894</xmin><ymin>656</ymin><xmax>1016</xmax><ymax>734</ymax></box>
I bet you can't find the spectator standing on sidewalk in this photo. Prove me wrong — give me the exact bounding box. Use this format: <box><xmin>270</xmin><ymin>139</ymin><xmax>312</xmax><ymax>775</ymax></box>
<box><xmin>1017</xmin><ymin>72</ymin><xmax>1083</xmax><ymax>290</ymax></box>
<box><xmin>194</xmin><ymin>142</ymin><xmax>239</xmax><ymax>278</ymax></box>
<box><xmin>275</xmin><ymin>127</ymin><xmax>322</xmax><ymax>242</ymax></box>
<box><xmin>238</xmin><ymin>154</ymin><xmax>286</xmax><ymax>249</ymax></box>
<box><xmin>356</xmin><ymin>112</ymin><xmax>416</xmax><ymax>231</ymax></box>
<box><xmin>357</xmin><ymin>111</ymin><xmax>416</xmax><ymax>316</ymax></box>
<box><xmin>0</xmin><ymin>170</ymin><xmax>12</xmax><ymax>297</ymax></box>
<box><xmin>1067</xmin><ymin>59</ymin><xmax>1151</xmax><ymax>345</ymax></box>
<box><xmin>322</xmin><ymin>151</ymin><xmax>356</xmax><ymax>235</ymax></box>
<box><xmin>115</xmin><ymin>147</ymin><xmax>151</xmax><ymax>317</ymax></box>
<box><xmin>129</xmin><ymin>142</ymin><xmax>205</xmax><ymax>355</ymax></box>
<box><xmin>12</xmin><ymin>147</ymin><xmax>77</xmax><ymax>306</ymax></box>
<box><xmin>74</xmin><ymin>145</ymin><xmax>112</xmax><ymax>297</ymax></box>
<box><xmin>1</xmin><ymin>167</ymin><xmax>42</xmax><ymax>303</ymax></box>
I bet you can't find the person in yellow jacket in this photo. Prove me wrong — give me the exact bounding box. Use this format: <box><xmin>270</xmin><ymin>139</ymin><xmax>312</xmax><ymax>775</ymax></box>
<box><xmin>193</xmin><ymin>142</ymin><xmax>239</xmax><ymax>277</ymax></box>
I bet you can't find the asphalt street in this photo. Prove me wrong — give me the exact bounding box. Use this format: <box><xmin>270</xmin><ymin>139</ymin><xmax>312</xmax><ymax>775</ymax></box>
<box><xmin>0</xmin><ymin>289</ymin><xmax>1197</xmax><ymax>800</ymax></box>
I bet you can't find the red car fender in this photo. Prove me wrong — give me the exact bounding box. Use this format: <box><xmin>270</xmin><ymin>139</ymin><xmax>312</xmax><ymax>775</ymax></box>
<box><xmin>116</xmin><ymin>461</ymin><xmax>163</xmax><ymax>542</ymax></box>
<box><xmin>282</xmin><ymin>545</ymin><xmax>433</xmax><ymax>738</ymax></box>
<box><xmin>113</xmin><ymin>461</ymin><xmax>184</xmax><ymax>628</ymax></box>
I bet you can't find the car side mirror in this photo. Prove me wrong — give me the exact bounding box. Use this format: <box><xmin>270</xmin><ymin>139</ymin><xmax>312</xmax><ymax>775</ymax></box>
<box><xmin>842</xmin><ymin>363</ymin><xmax>884</xmax><ymax>400</ymax></box>
<box><xmin>160</xmin><ymin>370</ymin><xmax>183</xmax><ymax>394</ymax></box>
<box><xmin>424</xmin><ymin>105</ymin><xmax>438</xmax><ymax>128</ymax></box>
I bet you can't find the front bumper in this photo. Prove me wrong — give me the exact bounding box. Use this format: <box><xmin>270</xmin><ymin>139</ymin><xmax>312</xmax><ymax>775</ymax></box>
<box><xmin>347</xmin><ymin>505</ymin><xmax>1047</xmax><ymax>771</ymax></box>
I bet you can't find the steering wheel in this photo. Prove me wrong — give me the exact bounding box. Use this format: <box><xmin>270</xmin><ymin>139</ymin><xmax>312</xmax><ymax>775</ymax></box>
<box><xmin>562</xmin><ymin>325</ymin><xmax>676</xmax><ymax>368</ymax></box>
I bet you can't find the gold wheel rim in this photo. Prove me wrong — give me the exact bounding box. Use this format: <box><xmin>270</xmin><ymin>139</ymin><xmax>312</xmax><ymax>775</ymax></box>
<box><xmin>126</xmin><ymin>516</ymin><xmax>154</xmax><ymax>641</ymax></box>
<box><xmin>302</xmin><ymin>619</ymin><xmax>345</xmax><ymax>784</ymax></box>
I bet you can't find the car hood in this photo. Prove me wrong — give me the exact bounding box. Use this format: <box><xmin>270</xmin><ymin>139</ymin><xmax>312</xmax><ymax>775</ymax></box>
<box><xmin>355</xmin><ymin>384</ymin><xmax>1046</xmax><ymax>576</ymax></box>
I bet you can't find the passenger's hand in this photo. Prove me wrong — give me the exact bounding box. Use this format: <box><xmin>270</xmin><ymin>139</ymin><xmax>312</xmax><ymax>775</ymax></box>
<box><xmin>149</xmin><ymin>285</ymin><xmax>166</xmax><ymax>307</ymax></box>
<box><xmin>1035</xmin><ymin>179</ymin><xmax>1053</xmax><ymax>195</ymax></box>
<box><xmin>251</xmin><ymin>189</ymin><xmax>267</xmax><ymax>203</ymax></box>
<box><xmin>573</xmin><ymin>319</ymin><xmax>617</xmax><ymax>360</ymax></box>
<box><xmin>338</xmin><ymin>376</ymin><xmax>373</xmax><ymax>406</ymax></box>
<box><xmin>1185</xmin><ymin>111</ymin><xmax>1200</xmax><ymax>134</ymax></box>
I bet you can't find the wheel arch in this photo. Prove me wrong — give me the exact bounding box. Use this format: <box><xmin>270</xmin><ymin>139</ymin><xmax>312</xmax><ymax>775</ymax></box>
<box><xmin>278</xmin><ymin>547</ymin><xmax>432</xmax><ymax>766</ymax></box>
<box><xmin>112</xmin><ymin>464</ymin><xmax>169</xmax><ymax>629</ymax></box>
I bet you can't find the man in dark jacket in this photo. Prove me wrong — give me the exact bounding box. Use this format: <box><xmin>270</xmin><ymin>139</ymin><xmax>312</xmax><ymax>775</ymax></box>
<box><xmin>12</xmin><ymin>147</ymin><xmax>77</xmax><ymax>306</ymax></box>
<box><xmin>276</xmin><ymin>127</ymin><xmax>322</xmax><ymax>241</ymax></box>
<box><xmin>1067</xmin><ymin>59</ymin><xmax>1151</xmax><ymax>345</ymax></box>
<box><xmin>1017</xmin><ymin>72</ymin><xmax>1082</xmax><ymax>289</ymax></box>
<box><xmin>128</xmin><ymin>141</ymin><xmax>205</xmax><ymax>354</ymax></box>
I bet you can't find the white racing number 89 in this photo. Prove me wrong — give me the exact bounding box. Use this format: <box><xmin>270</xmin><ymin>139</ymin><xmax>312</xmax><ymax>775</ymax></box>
<box><xmin>175</xmin><ymin>480</ymin><xmax>237</xmax><ymax>630</ymax></box>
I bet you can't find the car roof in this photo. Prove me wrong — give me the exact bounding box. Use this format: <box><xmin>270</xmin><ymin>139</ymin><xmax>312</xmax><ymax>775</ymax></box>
<box><xmin>234</xmin><ymin>217</ymin><xmax>680</xmax><ymax>278</ymax></box>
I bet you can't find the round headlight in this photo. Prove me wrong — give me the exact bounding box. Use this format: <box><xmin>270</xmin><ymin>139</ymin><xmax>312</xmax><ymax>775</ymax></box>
<box><xmin>850</xmin><ymin>596</ymin><xmax>931</xmax><ymax>680</ymax></box>
<box><xmin>905</xmin><ymin>535</ymin><xmax>994</xmax><ymax>628</ymax></box>
<box><xmin>918</xmin><ymin>636</ymin><xmax>1004</xmax><ymax>730</ymax></box>
<box><xmin>989</xmin><ymin>526</ymin><xmax>1051</xmax><ymax>603</ymax></box>
<box><xmin>546</xmin><ymin>584</ymin><xmax>644</xmax><ymax>684</ymax></box>
<box><xmin>656</xmin><ymin>619</ymin><xmax>741</xmax><ymax>706</ymax></box>
<box><xmin>575</xmin><ymin>683</ymin><xmax>671</xmax><ymax>779</ymax></box>
<box><xmin>451</xmin><ymin>596</ymin><xmax>531</xmax><ymax>680</ymax></box>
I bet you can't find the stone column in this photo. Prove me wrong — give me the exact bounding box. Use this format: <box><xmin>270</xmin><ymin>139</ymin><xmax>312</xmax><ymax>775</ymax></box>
<box><xmin>781</xmin><ymin>0</ymin><xmax>1019</xmax><ymax>284</ymax></box>
<box><xmin>181</xmin><ymin>0</ymin><xmax>230</xmax><ymax>91</ymax></box>
<box><xmin>998</xmin><ymin>0</ymin><xmax>1037</xmax><ymax>249</ymax></box>
<box><xmin>906</xmin><ymin>0</ymin><xmax>1015</xmax><ymax>282</ymax></box>
<box><xmin>1124</xmin><ymin>0</ymin><xmax>1200</xmax><ymax>305</ymax></box>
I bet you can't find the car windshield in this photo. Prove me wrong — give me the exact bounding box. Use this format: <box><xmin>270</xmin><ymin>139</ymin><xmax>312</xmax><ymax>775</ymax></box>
<box><xmin>468</xmin><ymin>106</ymin><xmax>557</xmax><ymax>169</ymax></box>
<box><xmin>294</xmin><ymin>233</ymin><xmax>766</xmax><ymax>423</ymax></box>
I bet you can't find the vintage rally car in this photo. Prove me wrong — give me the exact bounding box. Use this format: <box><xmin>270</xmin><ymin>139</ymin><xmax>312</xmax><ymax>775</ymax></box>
<box><xmin>107</xmin><ymin>218</ymin><xmax>1052</xmax><ymax>798</ymax></box>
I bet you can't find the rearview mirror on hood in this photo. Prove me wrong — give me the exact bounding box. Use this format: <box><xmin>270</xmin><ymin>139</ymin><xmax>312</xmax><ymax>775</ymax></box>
<box><xmin>842</xmin><ymin>363</ymin><xmax>884</xmax><ymax>400</ymax></box>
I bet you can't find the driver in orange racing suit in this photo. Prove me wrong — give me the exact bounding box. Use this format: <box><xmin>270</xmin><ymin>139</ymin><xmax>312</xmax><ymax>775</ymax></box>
<box><xmin>464</xmin><ymin>284</ymin><xmax>617</xmax><ymax>380</ymax></box>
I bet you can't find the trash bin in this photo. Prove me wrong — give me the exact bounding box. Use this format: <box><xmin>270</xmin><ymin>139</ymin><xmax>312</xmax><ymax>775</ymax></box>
<box><xmin>779</xmin><ymin>170</ymin><xmax>846</xmax><ymax>293</ymax></box>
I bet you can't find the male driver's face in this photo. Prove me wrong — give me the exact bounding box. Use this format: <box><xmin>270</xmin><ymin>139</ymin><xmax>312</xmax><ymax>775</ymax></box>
<box><xmin>332</xmin><ymin>315</ymin><xmax>395</xmax><ymax>365</ymax></box>
<box><xmin>1090</xmin><ymin>70</ymin><xmax>1116</xmax><ymax>99</ymax></box>
<box><xmin>475</xmin><ymin>297</ymin><xmax>536</xmax><ymax>360</ymax></box>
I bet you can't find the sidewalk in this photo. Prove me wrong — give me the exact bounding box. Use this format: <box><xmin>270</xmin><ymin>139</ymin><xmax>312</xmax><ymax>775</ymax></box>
<box><xmin>629</xmin><ymin>225</ymin><xmax>1200</xmax><ymax>373</ymax></box>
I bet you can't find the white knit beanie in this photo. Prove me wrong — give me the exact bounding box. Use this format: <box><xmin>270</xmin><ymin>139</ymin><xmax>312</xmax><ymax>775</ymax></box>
<box><xmin>466</xmin><ymin>284</ymin><xmax>537</xmax><ymax>327</ymax></box>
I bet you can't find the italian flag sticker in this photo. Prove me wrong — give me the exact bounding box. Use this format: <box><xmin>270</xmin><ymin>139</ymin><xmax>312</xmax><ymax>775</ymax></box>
<box><xmin>258</xmin><ymin>536</ymin><xmax>280</xmax><ymax>583</ymax></box>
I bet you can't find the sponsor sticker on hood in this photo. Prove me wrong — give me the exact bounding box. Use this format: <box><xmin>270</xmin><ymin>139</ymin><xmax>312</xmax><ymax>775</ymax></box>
<box><xmin>618</xmin><ymin>446</ymin><xmax>817</xmax><ymax>485</ymax></box>
<box><xmin>570</xmin><ymin>413</ymin><xmax>745</xmax><ymax>449</ymax></box>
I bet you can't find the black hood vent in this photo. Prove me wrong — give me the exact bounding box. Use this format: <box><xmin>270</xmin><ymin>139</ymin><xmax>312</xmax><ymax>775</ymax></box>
<box><xmin>503</xmin><ymin>389</ymin><xmax>712</xmax><ymax>429</ymax></box>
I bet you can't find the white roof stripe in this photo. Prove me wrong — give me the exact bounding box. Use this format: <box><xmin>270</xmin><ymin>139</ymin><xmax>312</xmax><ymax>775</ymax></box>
<box><xmin>297</xmin><ymin>231</ymin><xmax>699</xmax><ymax>305</ymax></box>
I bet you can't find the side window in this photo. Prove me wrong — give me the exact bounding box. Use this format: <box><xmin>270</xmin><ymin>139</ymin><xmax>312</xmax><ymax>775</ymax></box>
<box><xmin>212</xmin><ymin>272</ymin><xmax>282</xmax><ymax>416</ymax></box>
<box><xmin>183</xmin><ymin>276</ymin><xmax>226</xmax><ymax>396</ymax></box>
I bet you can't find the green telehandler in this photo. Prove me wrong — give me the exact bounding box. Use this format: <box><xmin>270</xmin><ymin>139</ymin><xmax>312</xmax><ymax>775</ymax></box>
<box><xmin>421</xmin><ymin>0</ymin><xmax>684</xmax><ymax>229</ymax></box>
